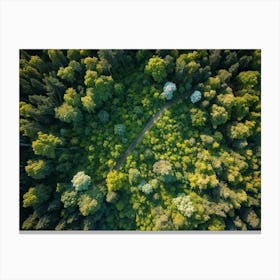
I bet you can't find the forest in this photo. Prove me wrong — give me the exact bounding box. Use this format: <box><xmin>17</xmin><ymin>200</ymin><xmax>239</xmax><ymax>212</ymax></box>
<box><xmin>19</xmin><ymin>49</ymin><xmax>261</xmax><ymax>231</ymax></box>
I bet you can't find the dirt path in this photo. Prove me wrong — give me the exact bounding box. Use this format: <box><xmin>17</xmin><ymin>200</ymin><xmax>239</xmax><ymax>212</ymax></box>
<box><xmin>21</xmin><ymin>91</ymin><xmax>189</xmax><ymax>186</ymax></box>
<box><xmin>114</xmin><ymin>91</ymin><xmax>189</xmax><ymax>171</ymax></box>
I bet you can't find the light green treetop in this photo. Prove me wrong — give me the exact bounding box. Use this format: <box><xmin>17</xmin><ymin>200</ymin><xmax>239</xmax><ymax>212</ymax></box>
<box><xmin>145</xmin><ymin>57</ymin><xmax>167</xmax><ymax>83</ymax></box>
<box><xmin>25</xmin><ymin>159</ymin><xmax>51</xmax><ymax>179</ymax></box>
<box><xmin>32</xmin><ymin>132</ymin><xmax>62</xmax><ymax>158</ymax></box>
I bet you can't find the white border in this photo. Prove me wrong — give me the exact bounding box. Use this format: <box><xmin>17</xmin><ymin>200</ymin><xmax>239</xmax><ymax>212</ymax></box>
<box><xmin>1</xmin><ymin>0</ymin><xmax>279</xmax><ymax>279</ymax></box>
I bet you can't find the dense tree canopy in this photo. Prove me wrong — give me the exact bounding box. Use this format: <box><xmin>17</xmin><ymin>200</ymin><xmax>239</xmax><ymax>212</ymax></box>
<box><xmin>20</xmin><ymin>49</ymin><xmax>261</xmax><ymax>231</ymax></box>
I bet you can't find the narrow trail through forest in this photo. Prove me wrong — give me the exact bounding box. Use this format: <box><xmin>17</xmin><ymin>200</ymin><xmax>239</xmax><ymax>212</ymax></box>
<box><xmin>114</xmin><ymin>91</ymin><xmax>189</xmax><ymax>171</ymax></box>
<box><xmin>21</xmin><ymin>91</ymin><xmax>190</xmax><ymax>185</ymax></box>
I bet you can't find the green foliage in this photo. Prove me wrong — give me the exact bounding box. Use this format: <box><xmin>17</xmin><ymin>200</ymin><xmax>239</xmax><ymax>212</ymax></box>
<box><xmin>22</xmin><ymin>213</ymin><xmax>38</xmax><ymax>230</ymax></box>
<box><xmin>207</xmin><ymin>76</ymin><xmax>220</xmax><ymax>89</ymax></box>
<box><xmin>23</xmin><ymin>185</ymin><xmax>51</xmax><ymax>208</ymax></box>
<box><xmin>20</xmin><ymin>49</ymin><xmax>261</xmax><ymax>230</ymax></box>
<box><xmin>140</xmin><ymin>183</ymin><xmax>153</xmax><ymax>195</ymax></box>
<box><xmin>106</xmin><ymin>191</ymin><xmax>118</xmax><ymax>203</ymax></box>
<box><xmin>210</xmin><ymin>104</ymin><xmax>229</xmax><ymax>128</ymax></box>
<box><xmin>79</xmin><ymin>195</ymin><xmax>98</xmax><ymax>216</ymax></box>
<box><xmin>152</xmin><ymin>160</ymin><xmax>175</xmax><ymax>183</ymax></box>
<box><xmin>200</xmin><ymin>134</ymin><xmax>214</xmax><ymax>146</ymax></box>
<box><xmin>190</xmin><ymin>108</ymin><xmax>206</xmax><ymax>127</ymax></box>
<box><xmin>78</xmin><ymin>187</ymin><xmax>104</xmax><ymax>216</ymax></box>
<box><xmin>145</xmin><ymin>57</ymin><xmax>167</xmax><ymax>83</ymax></box>
<box><xmin>173</xmin><ymin>194</ymin><xmax>194</xmax><ymax>218</ymax></box>
<box><xmin>149</xmin><ymin>179</ymin><xmax>159</xmax><ymax>189</ymax></box>
<box><xmin>229</xmin><ymin>121</ymin><xmax>255</xmax><ymax>139</ymax></box>
<box><xmin>71</xmin><ymin>171</ymin><xmax>92</xmax><ymax>191</ymax></box>
<box><xmin>83</xmin><ymin>74</ymin><xmax>114</xmax><ymax>109</ymax></box>
<box><xmin>243</xmin><ymin>209</ymin><xmax>260</xmax><ymax>228</ymax></box>
<box><xmin>98</xmin><ymin>110</ymin><xmax>109</xmax><ymax>123</ymax></box>
<box><xmin>47</xmin><ymin>50</ymin><xmax>67</xmax><ymax>69</ymax></box>
<box><xmin>43</xmin><ymin>74</ymin><xmax>66</xmax><ymax>97</ymax></box>
<box><xmin>78</xmin><ymin>188</ymin><xmax>103</xmax><ymax>216</ymax></box>
<box><xmin>67</xmin><ymin>49</ymin><xmax>81</xmax><ymax>61</ymax></box>
<box><xmin>29</xmin><ymin>55</ymin><xmax>47</xmax><ymax>73</ymax></box>
<box><xmin>106</xmin><ymin>170</ymin><xmax>128</xmax><ymax>192</ymax></box>
<box><xmin>57</xmin><ymin>65</ymin><xmax>75</xmax><ymax>83</ymax></box>
<box><xmin>217</xmin><ymin>69</ymin><xmax>232</xmax><ymax>83</ymax></box>
<box><xmin>25</xmin><ymin>159</ymin><xmax>51</xmax><ymax>179</ymax></box>
<box><xmin>172</xmin><ymin>213</ymin><xmax>185</xmax><ymax>229</ymax></box>
<box><xmin>114</xmin><ymin>124</ymin><xmax>126</xmax><ymax>136</ymax></box>
<box><xmin>94</xmin><ymin>75</ymin><xmax>114</xmax><ymax>102</ymax></box>
<box><xmin>237</xmin><ymin>71</ymin><xmax>260</xmax><ymax>89</ymax></box>
<box><xmin>128</xmin><ymin>168</ymin><xmax>141</xmax><ymax>185</ymax></box>
<box><xmin>153</xmin><ymin>160</ymin><xmax>172</xmax><ymax>176</ymax></box>
<box><xmin>204</xmin><ymin>90</ymin><xmax>216</xmax><ymax>101</ymax></box>
<box><xmin>61</xmin><ymin>190</ymin><xmax>78</xmax><ymax>208</ymax></box>
<box><xmin>217</xmin><ymin>93</ymin><xmax>235</xmax><ymax>109</ymax></box>
<box><xmin>64</xmin><ymin>88</ymin><xmax>81</xmax><ymax>107</ymax></box>
<box><xmin>32</xmin><ymin>132</ymin><xmax>62</xmax><ymax>158</ymax></box>
<box><xmin>83</xmin><ymin>57</ymin><xmax>98</xmax><ymax>70</ymax></box>
<box><xmin>152</xmin><ymin>207</ymin><xmax>173</xmax><ymax>230</ymax></box>
<box><xmin>84</xmin><ymin>70</ymin><xmax>98</xmax><ymax>87</ymax></box>
<box><xmin>55</xmin><ymin>103</ymin><xmax>82</xmax><ymax>124</ymax></box>
<box><xmin>81</xmin><ymin>89</ymin><xmax>96</xmax><ymax>113</ymax></box>
<box><xmin>208</xmin><ymin>217</ymin><xmax>226</xmax><ymax>231</ymax></box>
<box><xmin>175</xmin><ymin>52</ymin><xmax>201</xmax><ymax>81</ymax></box>
<box><xmin>20</xmin><ymin>101</ymin><xmax>34</xmax><ymax>118</ymax></box>
<box><xmin>188</xmin><ymin>172</ymin><xmax>218</xmax><ymax>190</ymax></box>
